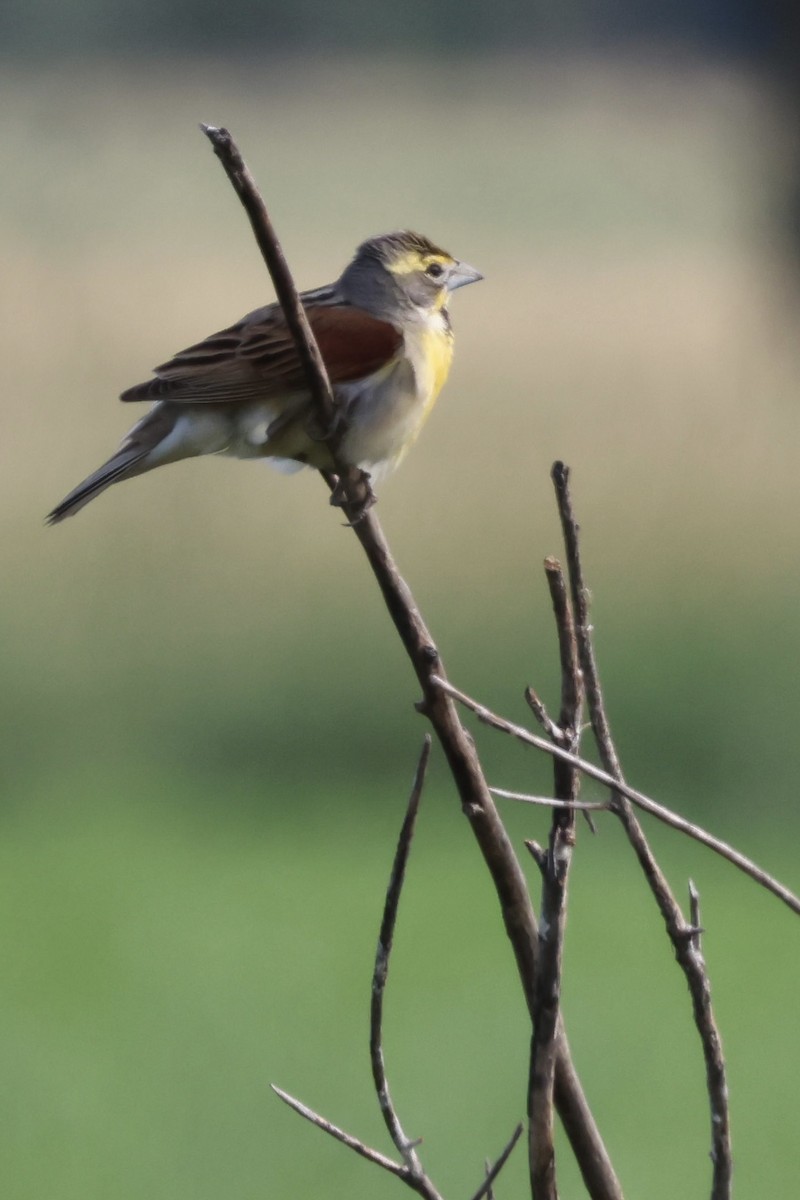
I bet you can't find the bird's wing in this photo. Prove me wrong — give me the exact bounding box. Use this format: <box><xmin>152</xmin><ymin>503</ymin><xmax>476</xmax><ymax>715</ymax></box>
<box><xmin>120</xmin><ymin>303</ymin><xmax>403</xmax><ymax>404</ymax></box>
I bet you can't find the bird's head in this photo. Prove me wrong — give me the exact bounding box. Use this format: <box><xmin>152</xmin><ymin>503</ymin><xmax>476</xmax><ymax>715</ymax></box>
<box><xmin>340</xmin><ymin>231</ymin><xmax>482</xmax><ymax>320</ymax></box>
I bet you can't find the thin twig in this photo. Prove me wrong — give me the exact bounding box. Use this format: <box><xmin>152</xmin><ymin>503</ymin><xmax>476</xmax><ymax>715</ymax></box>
<box><xmin>525</xmin><ymin>841</ymin><xmax>548</xmax><ymax>874</ymax></box>
<box><xmin>371</xmin><ymin>738</ymin><xmax>437</xmax><ymax>1184</ymax></box>
<box><xmin>524</xmin><ymin>686</ymin><xmax>566</xmax><ymax>744</ymax></box>
<box><xmin>205</xmin><ymin>128</ymin><xmax>624</xmax><ymax>1200</ymax></box>
<box><xmin>271</xmin><ymin>1085</ymin><xmax>406</xmax><ymax>1179</ymax></box>
<box><xmin>200</xmin><ymin>124</ymin><xmax>371</xmax><ymax>512</ymax></box>
<box><xmin>432</xmin><ymin>674</ymin><xmax>800</xmax><ymax>916</ymax></box>
<box><xmin>528</xmin><ymin>558</ymin><xmax>583</xmax><ymax>1200</ymax></box>
<box><xmin>271</xmin><ymin>742</ymin><xmax>445</xmax><ymax>1200</ymax></box>
<box><xmin>545</xmin><ymin>558</ymin><xmax>583</xmax><ymax>753</ymax></box>
<box><xmin>200</xmin><ymin>125</ymin><xmax>336</xmax><ymax>431</ymax></box>
<box><xmin>688</xmin><ymin>880</ymin><xmax>703</xmax><ymax>943</ymax></box>
<box><xmin>551</xmin><ymin>461</ymin><xmax>732</xmax><ymax>1200</ymax></box>
<box><xmin>273</xmin><ymin>742</ymin><xmax>518</xmax><ymax>1200</ymax></box>
<box><xmin>489</xmin><ymin>789</ymin><xmax>608</xmax><ymax>812</ymax></box>
<box><xmin>481</xmin><ymin>1159</ymin><xmax>495</xmax><ymax>1200</ymax></box>
<box><xmin>467</xmin><ymin>1124</ymin><xmax>525</xmax><ymax>1200</ymax></box>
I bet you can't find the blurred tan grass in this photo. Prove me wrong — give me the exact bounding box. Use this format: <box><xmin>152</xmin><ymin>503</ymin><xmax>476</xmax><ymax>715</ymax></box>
<box><xmin>4</xmin><ymin>54</ymin><xmax>800</xmax><ymax>778</ymax></box>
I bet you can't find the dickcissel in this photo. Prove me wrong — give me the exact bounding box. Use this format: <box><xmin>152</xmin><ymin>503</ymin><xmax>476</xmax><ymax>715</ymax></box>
<box><xmin>47</xmin><ymin>231</ymin><xmax>482</xmax><ymax>524</ymax></box>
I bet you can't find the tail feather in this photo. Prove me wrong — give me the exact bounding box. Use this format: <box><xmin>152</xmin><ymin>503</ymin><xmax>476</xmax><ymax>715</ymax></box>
<box><xmin>46</xmin><ymin>447</ymin><xmax>152</xmax><ymax>524</ymax></box>
<box><xmin>46</xmin><ymin>403</ymin><xmax>187</xmax><ymax>525</ymax></box>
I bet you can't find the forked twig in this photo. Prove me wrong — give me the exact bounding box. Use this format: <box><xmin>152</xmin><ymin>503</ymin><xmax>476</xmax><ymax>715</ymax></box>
<box><xmin>551</xmin><ymin>461</ymin><xmax>732</xmax><ymax>1199</ymax></box>
<box><xmin>525</xmin><ymin>841</ymin><xmax>548</xmax><ymax>873</ymax></box>
<box><xmin>431</xmin><ymin>675</ymin><xmax>800</xmax><ymax>916</ymax></box>
<box><xmin>467</xmin><ymin>1124</ymin><xmax>525</xmax><ymax>1200</ymax></box>
<box><xmin>271</xmin><ymin>1085</ymin><xmax>406</xmax><ymax>1179</ymax></box>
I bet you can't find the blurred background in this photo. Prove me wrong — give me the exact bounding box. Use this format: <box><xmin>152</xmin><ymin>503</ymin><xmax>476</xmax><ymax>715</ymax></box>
<box><xmin>3</xmin><ymin>3</ymin><xmax>800</xmax><ymax>1197</ymax></box>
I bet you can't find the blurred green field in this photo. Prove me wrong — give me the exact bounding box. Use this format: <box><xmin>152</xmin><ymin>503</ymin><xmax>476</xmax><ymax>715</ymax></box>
<box><xmin>3</xmin><ymin>54</ymin><xmax>800</xmax><ymax>1196</ymax></box>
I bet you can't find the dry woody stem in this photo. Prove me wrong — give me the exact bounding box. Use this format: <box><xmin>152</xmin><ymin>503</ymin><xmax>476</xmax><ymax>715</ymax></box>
<box><xmin>370</xmin><ymin>737</ymin><xmax>441</xmax><ymax>1190</ymax></box>
<box><xmin>527</xmin><ymin>558</ymin><xmax>584</xmax><ymax>1200</ymax></box>
<box><xmin>201</xmin><ymin>123</ymin><xmax>373</xmax><ymax>514</ymax></box>
<box><xmin>202</xmin><ymin>127</ymin><xmax>623</xmax><ymax>1199</ymax></box>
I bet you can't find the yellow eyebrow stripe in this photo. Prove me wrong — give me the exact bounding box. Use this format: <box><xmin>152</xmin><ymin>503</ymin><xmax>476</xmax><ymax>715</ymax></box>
<box><xmin>387</xmin><ymin>251</ymin><xmax>454</xmax><ymax>276</ymax></box>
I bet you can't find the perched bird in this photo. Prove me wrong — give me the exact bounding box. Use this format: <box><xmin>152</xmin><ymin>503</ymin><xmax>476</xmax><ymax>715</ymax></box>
<box><xmin>47</xmin><ymin>231</ymin><xmax>482</xmax><ymax>524</ymax></box>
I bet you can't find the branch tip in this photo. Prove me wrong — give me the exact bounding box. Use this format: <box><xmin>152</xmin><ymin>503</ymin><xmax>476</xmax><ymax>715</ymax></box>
<box><xmin>467</xmin><ymin>1122</ymin><xmax>524</xmax><ymax>1200</ymax></box>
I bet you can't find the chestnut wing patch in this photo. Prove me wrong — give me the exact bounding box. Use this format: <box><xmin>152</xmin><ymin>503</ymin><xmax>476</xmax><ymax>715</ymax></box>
<box><xmin>120</xmin><ymin>304</ymin><xmax>402</xmax><ymax>404</ymax></box>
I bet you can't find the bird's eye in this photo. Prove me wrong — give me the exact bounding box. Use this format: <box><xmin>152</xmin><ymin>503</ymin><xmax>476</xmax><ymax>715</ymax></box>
<box><xmin>425</xmin><ymin>261</ymin><xmax>445</xmax><ymax>280</ymax></box>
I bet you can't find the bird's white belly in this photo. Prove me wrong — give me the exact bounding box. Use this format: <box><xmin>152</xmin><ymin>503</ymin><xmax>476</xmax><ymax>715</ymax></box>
<box><xmin>144</xmin><ymin>406</ymin><xmax>234</xmax><ymax>466</ymax></box>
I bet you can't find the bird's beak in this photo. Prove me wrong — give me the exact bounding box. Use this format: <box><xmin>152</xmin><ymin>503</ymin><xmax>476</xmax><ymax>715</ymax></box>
<box><xmin>447</xmin><ymin>261</ymin><xmax>484</xmax><ymax>291</ymax></box>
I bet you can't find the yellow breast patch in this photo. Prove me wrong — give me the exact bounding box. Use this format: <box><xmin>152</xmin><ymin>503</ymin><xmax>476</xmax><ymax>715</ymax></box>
<box><xmin>419</xmin><ymin>323</ymin><xmax>455</xmax><ymax>410</ymax></box>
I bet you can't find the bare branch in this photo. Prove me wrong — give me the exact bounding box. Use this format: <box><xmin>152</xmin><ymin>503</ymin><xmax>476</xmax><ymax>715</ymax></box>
<box><xmin>544</xmin><ymin>557</ymin><xmax>583</xmax><ymax>747</ymax></box>
<box><xmin>688</xmin><ymin>879</ymin><xmax>703</xmax><ymax>941</ymax></box>
<box><xmin>205</xmin><ymin>129</ymin><xmax>623</xmax><ymax>1200</ymax></box>
<box><xmin>200</xmin><ymin>124</ymin><xmax>373</xmax><ymax>514</ymax></box>
<box><xmin>489</xmin><ymin>788</ymin><xmax>608</xmax><ymax>812</ymax></box>
<box><xmin>371</xmin><ymin>738</ymin><xmax>437</xmax><ymax>1182</ymax></box>
<box><xmin>525</xmin><ymin>840</ymin><xmax>548</xmax><ymax>874</ymax></box>
<box><xmin>549</xmin><ymin>464</ymin><xmax>621</xmax><ymax>780</ymax></box>
<box><xmin>551</xmin><ymin>461</ymin><xmax>732</xmax><ymax>1199</ymax></box>
<box><xmin>433</xmin><ymin>675</ymin><xmax>800</xmax><ymax>916</ymax></box>
<box><xmin>481</xmin><ymin>1159</ymin><xmax>495</xmax><ymax>1200</ymax></box>
<box><xmin>271</xmin><ymin>1085</ymin><xmax>406</xmax><ymax>1179</ymax></box>
<box><xmin>200</xmin><ymin>126</ymin><xmax>336</xmax><ymax>431</ymax></box>
<box><xmin>524</xmin><ymin>686</ymin><xmax>565</xmax><ymax>744</ymax></box>
<box><xmin>528</xmin><ymin>557</ymin><xmax>583</xmax><ymax>1200</ymax></box>
<box><xmin>601</xmin><ymin>796</ymin><xmax>733</xmax><ymax>1200</ymax></box>
<box><xmin>467</xmin><ymin>1123</ymin><xmax>525</xmax><ymax>1200</ymax></box>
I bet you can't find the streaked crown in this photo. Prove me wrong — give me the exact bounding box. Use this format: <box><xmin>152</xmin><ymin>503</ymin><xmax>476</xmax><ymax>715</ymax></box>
<box><xmin>354</xmin><ymin>231</ymin><xmax>455</xmax><ymax>275</ymax></box>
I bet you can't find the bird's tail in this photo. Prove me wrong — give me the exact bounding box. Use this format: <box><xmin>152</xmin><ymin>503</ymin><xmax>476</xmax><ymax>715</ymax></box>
<box><xmin>46</xmin><ymin>447</ymin><xmax>153</xmax><ymax>524</ymax></box>
<box><xmin>46</xmin><ymin>404</ymin><xmax>181</xmax><ymax>524</ymax></box>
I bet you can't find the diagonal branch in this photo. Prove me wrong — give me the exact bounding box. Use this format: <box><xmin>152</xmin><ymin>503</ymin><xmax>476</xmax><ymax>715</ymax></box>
<box><xmin>467</xmin><ymin>1124</ymin><xmax>525</xmax><ymax>1200</ymax></box>
<box><xmin>345</xmin><ymin>508</ymin><xmax>621</xmax><ymax>1200</ymax></box>
<box><xmin>200</xmin><ymin>125</ymin><xmax>337</xmax><ymax>434</ymax></box>
<box><xmin>203</xmin><ymin>126</ymin><xmax>623</xmax><ymax>1200</ymax></box>
<box><xmin>271</xmin><ymin>1085</ymin><xmax>406</xmax><ymax>1179</ymax></box>
<box><xmin>200</xmin><ymin>123</ymin><xmax>372</xmax><ymax>512</ymax></box>
<box><xmin>432</xmin><ymin>674</ymin><xmax>800</xmax><ymax>916</ymax></box>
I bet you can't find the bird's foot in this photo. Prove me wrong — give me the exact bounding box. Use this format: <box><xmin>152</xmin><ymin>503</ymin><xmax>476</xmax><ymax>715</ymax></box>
<box><xmin>329</xmin><ymin>468</ymin><xmax>377</xmax><ymax>525</ymax></box>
